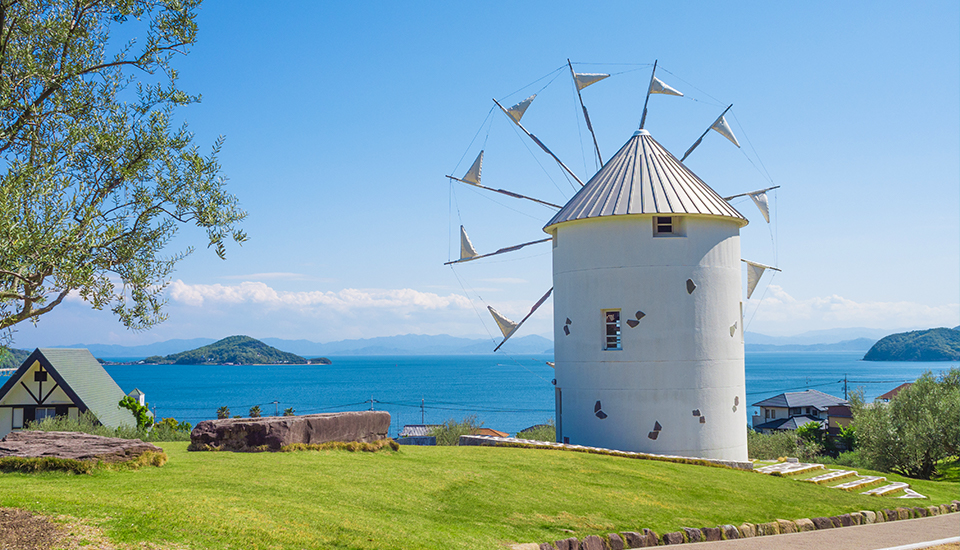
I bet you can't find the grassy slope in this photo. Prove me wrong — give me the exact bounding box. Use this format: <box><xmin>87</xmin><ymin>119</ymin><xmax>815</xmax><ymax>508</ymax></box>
<box><xmin>0</xmin><ymin>443</ymin><xmax>956</xmax><ymax>550</ymax></box>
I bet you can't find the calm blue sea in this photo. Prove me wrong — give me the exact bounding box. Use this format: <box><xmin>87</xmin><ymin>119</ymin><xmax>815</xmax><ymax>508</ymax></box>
<box><xmin>102</xmin><ymin>352</ymin><xmax>958</xmax><ymax>437</ymax></box>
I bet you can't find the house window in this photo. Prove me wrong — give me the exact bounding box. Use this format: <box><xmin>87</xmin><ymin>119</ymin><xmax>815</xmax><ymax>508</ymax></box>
<box><xmin>603</xmin><ymin>310</ymin><xmax>621</xmax><ymax>350</ymax></box>
<box><xmin>771</xmin><ymin>409</ymin><xmax>776</xmax><ymax>419</ymax></box>
<box><xmin>35</xmin><ymin>408</ymin><xmax>57</xmax><ymax>422</ymax></box>
<box><xmin>790</xmin><ymin>407</ymin><xmax>801</xmax><ymax>415</ymax></box>
<box><xmin>765</xmin><ymin>409</ymin><xmax>769</xmax><ymax>419</ymax></box>
<box><xmin>12</xmin><ymin>408</ymin><xmax>23</xmax><ymax>429</ymax></box>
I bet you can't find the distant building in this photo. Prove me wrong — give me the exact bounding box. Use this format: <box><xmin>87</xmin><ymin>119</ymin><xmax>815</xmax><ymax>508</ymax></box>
<box><xmin>0</xmin><ymin>349</ymin><xmax>136</xmax><ymax>438</ymax></box>
<box><xmin>877</xmin><ymin>383</ymin><xmax>912</xmax><ymax>403</ymax></box>
<box><xmin>396</xmin><ymin>424</ymin><xmax>439</xmax><ymax>446</ymax></box>
<box><xmin>473</xmin><ymin>428</ymin><xmax>508</xmax><ymax>438</ymax></box>
<box><xmin>751</xmin><ymin>389</ymin><xmax>850</xmax><ymax>435</ymax></box>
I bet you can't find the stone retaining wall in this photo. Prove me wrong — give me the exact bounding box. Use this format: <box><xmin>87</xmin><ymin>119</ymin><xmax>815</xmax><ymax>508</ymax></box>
<box><xmin>509</xmin><ymin>501</ymin><xmax>960</xmax><ymax>549</ymax></box>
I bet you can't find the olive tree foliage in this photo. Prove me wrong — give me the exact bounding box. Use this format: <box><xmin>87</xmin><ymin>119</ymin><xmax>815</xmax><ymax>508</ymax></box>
<box><xmin>851</xmin><ymin>368</ymin><xmax>960</xmax><ymax>480</ymax></box>
<box><xmin>0</xmin><ymin>0</ymin><xmax>245</xmax><ymax>342</ymax></box>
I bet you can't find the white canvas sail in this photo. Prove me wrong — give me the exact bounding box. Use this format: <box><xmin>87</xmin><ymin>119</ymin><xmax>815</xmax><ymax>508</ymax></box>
<box><xmin>574</xmin><ymin>72</ymin><xmax>609</xmax><ymax>91</ymax></box>
<box><xmin>459</xmin><ymin>225</ymin><xmax>478</xmax><ymax>261</ymax></box>
<box><xmin>461</xmin><ymin>150</ymin><xmax>483</xmax><ymax>186</ymax></box>
<box><xmin>744</xmin><ymin>260</ymin><xmax>779</xmax><ymax>299</ymax></box>
<box><xmin>649</xmin><ymin>76</ymin><xmax>683</xmax><ymax>96</ymax></box>
<box><xmin>488</xmin><ymin>306</ymin><xmax>518</xmax><ymax>338</ymax></box>
<box><xmin>749</xmin><ymin>191</ymin><xmax>770</xmax><ymax>223</ymax></box>
<box><xmin>711</xmin><ymin>115</ymin><xmax>740</xmax><ymax>147</ymax></box>
<box><xmin>506</xmin><ymin>94</ymin><xmax>536</xmax><ymax>122</ymax></box>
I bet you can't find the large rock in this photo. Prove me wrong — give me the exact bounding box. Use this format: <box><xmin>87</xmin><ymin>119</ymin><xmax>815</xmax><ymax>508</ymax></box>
<box><xmin>190</xmin><ymin>411</ymin><xmax>390</xmax><ymax>451</ymax></box>
<box><xmin>0</xmin><ymin>431</ymin><xmax>162</xmax><ymax>463</ymax></box>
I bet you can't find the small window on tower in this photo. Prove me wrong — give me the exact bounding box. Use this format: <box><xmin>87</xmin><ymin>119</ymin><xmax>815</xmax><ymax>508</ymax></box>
<box><xmin>603</xmin><ymin>310</ymin><xmax>621</xmax><ymax>351</ymax></box>
<box><xmin>654</xmin><ymin>216</ymin><xmax>684</xmax><ymax>237</ymax></box>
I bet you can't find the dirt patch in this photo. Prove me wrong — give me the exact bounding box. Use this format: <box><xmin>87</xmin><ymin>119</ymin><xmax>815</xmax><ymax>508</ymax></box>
<box><xmin>0</xmin><ymin>507</ymin><xmax>74</xmax><ymax>550</ymax></box>
<box><xmin>0</xmin><ymin>508</ymin><xmax>186</xmax><ymax>550</ymax></box>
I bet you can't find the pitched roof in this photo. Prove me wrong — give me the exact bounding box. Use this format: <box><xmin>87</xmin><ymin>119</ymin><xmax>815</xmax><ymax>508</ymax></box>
<box><xmin>878</xmin><ymin>382</ymin><xmax>912</xmax><ymax>401</ymax></box>
<box><xmin>753</xmin><ymin>415</ymin><xmax>825</xmax><ymax>431</ymax></box>
<box><xmin>544</xmin><ymin>129</ymin><xmax>747</xmax><ymax>231</ymax></box>
<box><xmin>751</xmin><ymin>389</ymin><xmax>847</xmax><ymax>410</ymax></box>
<box><xmin>0</xmin><ymin>349</ymin><xmax>134</xmax><ymax>429</ymax></box>
<box><xmin>399</xmin><ymin>424</ymin><xmax>439</xmax><ymax>437</ymax></box>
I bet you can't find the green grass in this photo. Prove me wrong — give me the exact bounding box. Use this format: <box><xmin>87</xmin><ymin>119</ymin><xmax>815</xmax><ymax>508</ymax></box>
<box><xmin>0</xmin><ymin>443</ymin><xmax>956</xmax><ymax>550</ymax></box>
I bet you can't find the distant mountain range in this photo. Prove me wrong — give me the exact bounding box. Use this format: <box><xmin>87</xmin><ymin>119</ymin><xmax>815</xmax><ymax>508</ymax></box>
<box><xmin>30</xmin><ymin>327</ymin><xmax>943</xmax><ymax>360</ymax></box>
<box><xmin>46</xmin><ymin>334</ymin><xmax>554</xmax><ymax>360</ymax></box>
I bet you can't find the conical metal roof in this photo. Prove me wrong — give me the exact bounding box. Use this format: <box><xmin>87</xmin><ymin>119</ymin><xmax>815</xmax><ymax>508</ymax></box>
<box><xmin>544</xmin><ymin>129</ymin><xmax>747</xmax><ymax>231</ymax></box>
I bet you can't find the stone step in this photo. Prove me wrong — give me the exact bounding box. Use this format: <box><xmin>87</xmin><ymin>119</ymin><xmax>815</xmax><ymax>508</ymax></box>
<box><xmin>862</xmin><ymin>482</ymin><xmax>909</xmax><ymax>496</ymax></box>
<box><xmin>898</xmin><ymin>488</ymin><xmax>927</xmax><ymax>499</ymax></box>
<box><xmin>755</xmin><ymin>462</ymin><xmax>825</xmax><ymax>476</ymax></box>
<box><xmin>831</xmin><ymin>476</ymin><xmax>886</xmax><ymax>491</ymax></box>
<box><xmin>804</xmin><ymin>469</ymin><xmax>857</xmax><ymax>484</ymax></box>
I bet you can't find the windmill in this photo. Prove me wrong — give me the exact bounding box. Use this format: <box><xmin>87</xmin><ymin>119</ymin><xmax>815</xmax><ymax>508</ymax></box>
<box><xmin>445</xmin><ymin>61</ymin><xmax>779</xmax><ymax>461</ymax></box>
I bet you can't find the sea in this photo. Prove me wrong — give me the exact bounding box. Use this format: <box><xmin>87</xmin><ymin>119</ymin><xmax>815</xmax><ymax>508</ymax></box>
<box><xmin>101</xmin><ymin>352</ymin><xmax>959</xmax><ymax>438</ymax></box>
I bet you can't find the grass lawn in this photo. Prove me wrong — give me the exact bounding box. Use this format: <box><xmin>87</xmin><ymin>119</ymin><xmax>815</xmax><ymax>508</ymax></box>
<box><xmin>0</xmin><ymin>443</ymin><xmax>957</xmax><ymax>550</ymax></box>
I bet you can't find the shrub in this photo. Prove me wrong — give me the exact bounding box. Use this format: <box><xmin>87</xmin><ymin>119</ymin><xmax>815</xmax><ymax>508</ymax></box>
<box><xmin>24</xmin><ymin>410</ymin><xmax>190</xmax><ymax>442</ymax></box>
<box><xmin>430</xmin><ymin>415</ymin><xmax>483</xmax><ymax>446</ymax></box>
<box><xmin>852</xmin><ymin>368</ymin><xmax>960</xmax><ymax>479</ymax></box>
<box><xmin>283</xmin><ymin>407</ymin><xmax>295</xmax><ymax>416</ymax></box>
<box><xmin>747</xmin><ymin>429</ymin><xmax>822</xmax><ymax>461</ymax></box>
<box><xmin>216</xmin><ymin>406</ymin><xmax>230</xmax><ymax>419</ymax></box>
<box><xmin>517</xmin><ymin>420</ymin><xmax>556</xmax><ymax>442</ymax></box>
<box><xmin>249</xmin><ymin>405</ymin><xmax>261</xmax><ymax>418</ymax></box>
<box><xmin>119</xmin><ymin>396</ymin><xmax>153</xmax><ymax>430</ymax></box>
<box><xmin>818</xmin><ymin>450</ymin><xmax>870</xmax><ymax>469</ymax></box>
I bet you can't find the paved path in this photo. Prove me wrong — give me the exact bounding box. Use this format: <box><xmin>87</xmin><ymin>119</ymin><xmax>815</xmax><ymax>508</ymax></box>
<box><xmin>679</xmin><ymin>514</ymin><xmax>959</xmax><ymax>550</ymax></box>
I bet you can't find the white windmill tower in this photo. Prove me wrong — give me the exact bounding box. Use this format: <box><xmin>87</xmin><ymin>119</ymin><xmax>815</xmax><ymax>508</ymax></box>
<box><xmin>446</xmin><ymin>61</ymin><xmax>779</xmax><ymax>462</ymax></box>
<box><xmin>544</xmin><ymin>127</ymin><xmax>750</xmax><ymax>461</ymax></box>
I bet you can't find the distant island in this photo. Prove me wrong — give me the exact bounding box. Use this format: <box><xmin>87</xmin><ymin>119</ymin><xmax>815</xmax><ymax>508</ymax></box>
<box><xmin>140</xmin><ymin>335</ymin><xmax>331</xmax><ymax>366</ymax></box>
<box><xmin>0</xmin><ymin>348</ymin><xmax>31</xmax><ymax>369</ymax></box>
<box><xmin>863</xmin><ymin>327</ymin><xmax>960</xmax><ymax>361</ymax></box>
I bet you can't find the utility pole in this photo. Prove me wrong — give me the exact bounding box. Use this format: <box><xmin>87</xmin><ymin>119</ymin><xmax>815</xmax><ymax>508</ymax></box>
<box><xmin>271</xmin><ymin>400</ymin><xmax>279</xmax><ymax>416</ymax></box>
<box><xmin>843</xmin><ymin>375</ymin><xmax>848</xmax><ymax>400</ymax></box>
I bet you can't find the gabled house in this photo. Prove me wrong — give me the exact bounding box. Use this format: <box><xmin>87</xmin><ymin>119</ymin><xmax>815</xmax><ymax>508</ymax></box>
<box><xmin>0</xmin><ymin>348</ymin><xmax>136</xmax><ymax>438</ymax></box>
<box><xmin>877</xmin><ymin>383</ymin><xmax>912</xmax><ymax>403</ymax></box>
<box><xmin>396</xmin><ymin>424</ymin><xmax>439</xmax><ymax>446</ymax></box>
<box><xmin>751</xmin><ymin>389</ymin><xmax>849</xmax><ymax>435</ymax></box>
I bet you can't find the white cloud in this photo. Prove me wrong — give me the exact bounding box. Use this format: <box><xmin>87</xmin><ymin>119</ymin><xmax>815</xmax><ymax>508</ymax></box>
<box><xmin>747</xmin><ymin>285</ymin><xmax>960</xmax><ymax>332</ymax></box>
<box><xmin>167</xmin><ymin>280</ymin><xmax>472</xmax><ymax>312</ymax></box>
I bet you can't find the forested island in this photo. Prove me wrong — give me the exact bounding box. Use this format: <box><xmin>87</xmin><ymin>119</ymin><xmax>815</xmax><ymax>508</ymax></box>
<box><xmin>863</xmin><ymin>327</ymin><xmax>960</xmax><ymax>361</ymax></box>
<box><xmin>142</xmin><ymin>335</ymin><xmax>331</xmax><ymax>366</ymax></box>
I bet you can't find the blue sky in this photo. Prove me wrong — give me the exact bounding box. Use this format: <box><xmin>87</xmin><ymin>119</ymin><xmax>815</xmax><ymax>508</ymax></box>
<box><xmin>15</xmin><ymin>1</ymin><xmax>960</xmax><ymax>348</ymax></box>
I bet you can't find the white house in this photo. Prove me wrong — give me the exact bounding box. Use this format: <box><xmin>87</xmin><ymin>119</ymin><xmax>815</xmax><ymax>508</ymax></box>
<box><xmin>0</xmin><ymin>348</ymin><xmax>136</xmax><ymax>438</ymax></box>
<box><xmin>544</xmin><ymin>129</ymin><xmax>749</xmax><ymax>461</ymax></box>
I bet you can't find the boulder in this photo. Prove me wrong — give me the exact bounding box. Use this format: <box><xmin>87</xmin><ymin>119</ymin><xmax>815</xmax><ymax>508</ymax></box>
<box><xmin>0</xmin><ymin>431</ymin><xmax>162</xmax><ymax>463</ymax></box>
<box><xmin>579</xmin><ymin>535</ymin><xmax>604</xmax><ymax>550</ymax></box>
<box><xmin>738</xmin><ymin>523</ymin><xmax>756</xmax><ymax>537</ymax></box>
<box><xmin>681</xmin><ymin>527</ymin><xmax>702</xmax><ymax>542</ymax></box>
<box><xmin>189</xmin><ymin>411</ymin><xmax>390</xmax><ymax>451</ymax></box>
<box><xmin>540</xmin><ymin>543</ymin><xmax>558</xmax><ymax>550</ymax></box>
<box><xmin>620</xmin><ymin>532</ymin><xmax>643</xmax><ymax>548</ymax></box>
<box><xmin>776</xmin><ymin>519</ymin><xmax>798</xmax><ymax>533</ymax></box>
<box><xmin>606</xmin><ymin>533</ymin><xmax>624</xmax><ymax>550</ymax></box>
<box><xmin>701</xmin><ymin>527</ymin><xmax>722</xmax><ymax>541</ymax></box>
<box><xmin>838</xmin><ymin>514</ymin><xmax>855</xmax><ymax>527</ymax></box>
<box><xmin>756</xmin><ymin>522</ymin><xmax>779</xmax><ymax>536</ymax></box>
<box><xmin>720</xmin><ymin>525</ymin><xmax>740</xmax><ymax>539</ymax></box>
<box><xmin>795</xmin><ymin>518</ymin><xmax>815</xmax><ymax>532</ymax></box>
<box><xmin>661</xmin><ymin>531</ymin><xmax>685</xmax><ymax>545</ymax></box>
<box><xmin>860</xmin><ymin>511</ymin><xmax>877</xmax><ymax>524</ymax></box>
<box><xmin>553</xmin><ymin>538</ymin><xmax>579</xmax><ymax>550</ymax></box>
<box><xmin>811</xmin><ymin>517</ymin><xmax>834</xmax><ymax>530</ymax></box>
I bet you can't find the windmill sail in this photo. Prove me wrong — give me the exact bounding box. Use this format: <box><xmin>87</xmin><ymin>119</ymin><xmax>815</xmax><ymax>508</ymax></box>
<box><xmin>488</xmin><ymin>306</ymin><xmax>518</xmax><ymax>339</ymax></box>
<box><xmin>492</xmin><ymin>287</ymin><xmax>553</xmax><ymax>351</ymax></box>
<box><xmin>649</xmin><ymin>76</ymin><xmax>683</xmax><ymax>96</ymax></box>
<box><xmin>743</xmin><ymin>259</ymin><xmax>781</xmax><ymax>299</ymax></box>
<box><xmin>711</xmin><ymin>115</ymin><xmax>740</xmax><ymax>147</ymax></box>
<box><xmin>461</xmin><ymin>151</ymin><xmax>483</xmax><ymax>185</ymax></box>
<box><xmin>506</xmin><ymin>94</ymin><xmax>536</xmax><ymax>123</ymax></box>
<box><xmin>749</xmin><ymin>191</ymin><xmax>770</xmax><ymax>223</ymax></box>
<box><xmin>574</xmin><ymin>72</ymin><xmax>609</xmax><ymax>91</ymax></box>
<box><xmin>459</xmin><ymin>226</ymin><xmax>479</xmax><ymax>261</ymax></box>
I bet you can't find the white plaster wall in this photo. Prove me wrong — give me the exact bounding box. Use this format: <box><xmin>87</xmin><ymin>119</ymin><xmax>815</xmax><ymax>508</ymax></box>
<box><xmin>551</xmin><ymin>215</ymin><xmax>748</xmax><ymax>461</ymax></box>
